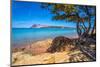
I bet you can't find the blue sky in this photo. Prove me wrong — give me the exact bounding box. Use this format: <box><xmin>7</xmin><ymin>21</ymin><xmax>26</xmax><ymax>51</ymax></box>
<box><xmin>12</xmin><ymin>1</ymin><xmax>76</xmax><ymax>28</ymax></box>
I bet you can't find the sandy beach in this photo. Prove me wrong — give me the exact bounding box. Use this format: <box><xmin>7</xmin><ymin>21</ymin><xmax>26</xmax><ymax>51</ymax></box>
<box><xmin>12</xmin><ymin>38</ymin><xmax>94</xmax><ymax>66</ymax></box>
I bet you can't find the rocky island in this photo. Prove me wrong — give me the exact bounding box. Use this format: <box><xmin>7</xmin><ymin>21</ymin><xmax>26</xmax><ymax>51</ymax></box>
<box><xmin>31</xmin><ymin>24</ymin><xmax>75</xmax><ymax>29</ymax></box>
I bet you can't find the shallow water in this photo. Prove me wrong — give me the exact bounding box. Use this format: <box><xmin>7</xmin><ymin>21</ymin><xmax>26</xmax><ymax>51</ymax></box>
<box><xmin>12</xmin><ymin>28</ymin><xmax>78</xmax><ymax>47</ymax></box>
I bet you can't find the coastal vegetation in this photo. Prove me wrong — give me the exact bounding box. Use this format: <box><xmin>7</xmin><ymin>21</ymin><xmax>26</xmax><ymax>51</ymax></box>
<box><xmin>41</xmin><ymin>3</ymin><xmax>96</xmax><ymax>60</ymax></box>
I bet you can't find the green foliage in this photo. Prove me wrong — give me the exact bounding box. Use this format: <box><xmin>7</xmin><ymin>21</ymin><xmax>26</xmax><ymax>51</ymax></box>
<box><xmin>42</xmin><ymin>3</ymin><xmax>78</xmax><ymax>22</ymax></box>
<box><xmin>41</xmin><ymin>3</ymin><xmax>96</xmax><ymax>36</ymax></box>
<box><xmin>42</xmin><ymin>3</ymin><xmax>95</xmax><ymax>23</ymax></box>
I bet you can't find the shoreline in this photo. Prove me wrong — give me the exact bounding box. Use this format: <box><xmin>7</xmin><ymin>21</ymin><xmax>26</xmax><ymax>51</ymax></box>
<box><xmin>12</xmin><ymin>38</ymin><xmax>53</xmax><ymax>53</ymax></box>
<box><xmin>12</xmin><ymin>35</ymin><xmax>79</xmax><ymax>48</ymax></box>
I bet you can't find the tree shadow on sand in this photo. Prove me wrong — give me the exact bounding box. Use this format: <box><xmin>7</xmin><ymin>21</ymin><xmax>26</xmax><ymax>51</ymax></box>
<box><xmin>47</xmin><ymin>35</ymin><xmax>96</xmax><ymax>61</ymax></box>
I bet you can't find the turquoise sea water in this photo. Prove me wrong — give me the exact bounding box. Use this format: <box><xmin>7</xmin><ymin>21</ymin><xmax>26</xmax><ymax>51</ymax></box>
<box><xmin>12</xmin><ymin>28</ymin><xmax>78</xmax><ymax>47</ymax></box>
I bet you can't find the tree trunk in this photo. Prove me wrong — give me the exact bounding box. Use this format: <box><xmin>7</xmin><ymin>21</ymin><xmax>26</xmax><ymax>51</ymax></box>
<box><xmin>91</xmin><ymin>19</ymin><xmax>96</xmax><ymax>35</ymax></box>
<box><xmin>79</xmin><ymin>45</ymin><xmax>96</xmax><ymax>60</ymax></box>
<box><xmin>76</xmin><ymin>18</ymin><xmax>91</xmax><ymax>38</ymax></box>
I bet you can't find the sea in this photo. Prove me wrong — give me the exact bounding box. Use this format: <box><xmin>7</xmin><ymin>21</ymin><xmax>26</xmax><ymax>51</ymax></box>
<box><xmin>12</xmin><ymin>28</ymin><xmax>78</xmax><ymax>47</ymax></box>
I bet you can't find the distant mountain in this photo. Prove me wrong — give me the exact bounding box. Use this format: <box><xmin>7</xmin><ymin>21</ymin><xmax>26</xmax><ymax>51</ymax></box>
<box><xmin>31</xmin><ymin>24</ymin><xmax>75</xmax><ymax>28</ymax></box>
